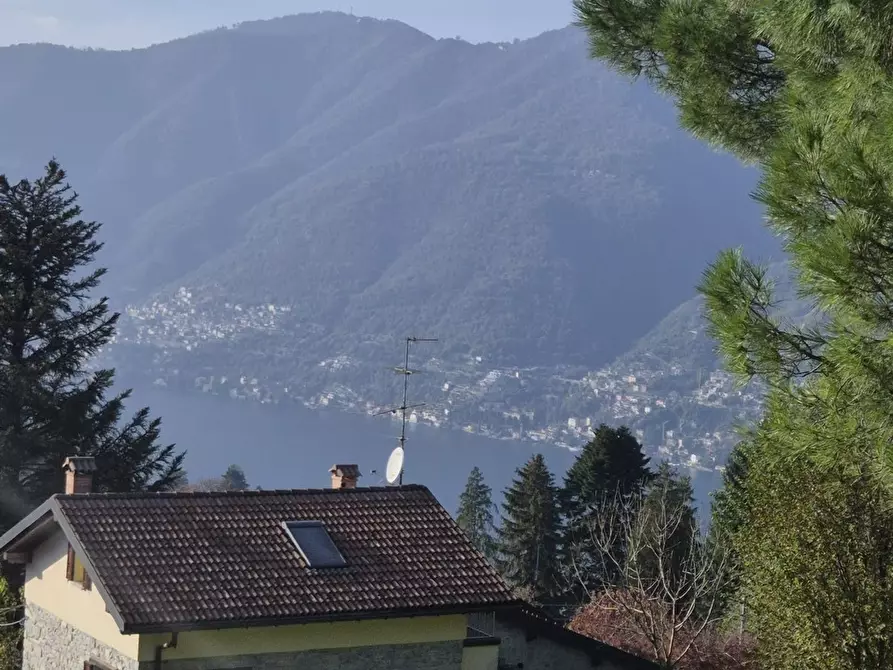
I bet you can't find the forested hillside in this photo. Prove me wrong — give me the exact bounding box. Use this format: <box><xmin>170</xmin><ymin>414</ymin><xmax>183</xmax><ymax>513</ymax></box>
<box><xmin>0</xmin><ymin>12</ymin><xmax>773</xmax><ymax>372</ymax></box>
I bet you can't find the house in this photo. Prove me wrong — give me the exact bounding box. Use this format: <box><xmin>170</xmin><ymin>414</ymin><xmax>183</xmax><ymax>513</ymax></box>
<box><xmin>495</xmin><ymin>605</ymin><xmax>658</xmax><ymax>670</ymax></box>
<box><xmin>0</xmin><ymin>457</ymin><xmax>654</xmax><ymax>670</ymax></box>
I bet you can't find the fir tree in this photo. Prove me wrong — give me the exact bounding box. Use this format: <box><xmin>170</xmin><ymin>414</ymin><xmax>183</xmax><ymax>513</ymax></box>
<box><xmin>456</xmin><ymin>466</ymin><xmax>497</xmax><ymax>561</ymax></box>
<box><xmin>498</xmin><ymin>454</ymin><xmax>561</xmax><ymax>604</ymax></box>
<box><xmin>561</xmin><ymin>424</ymin><xmax>651</xmax><ymax>598</ymax></box>
<box><xmin>0</xmin><ymin>161</ymin><xmax>184</xmax><ymax>531</ymax></box>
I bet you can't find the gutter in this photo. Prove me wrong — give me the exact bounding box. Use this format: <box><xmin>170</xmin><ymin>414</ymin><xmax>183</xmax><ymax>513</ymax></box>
<box><xmin>153</xmin><ymin>632</ymin><xmax>178</xmax><ymax>670</ymax></box>
<box><xmin>127</xmin><ymin>600</ymin><xmax>523</xmax><ymax>635</ymax></box>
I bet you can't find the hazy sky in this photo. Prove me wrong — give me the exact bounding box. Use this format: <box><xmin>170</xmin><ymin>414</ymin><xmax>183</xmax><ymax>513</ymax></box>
<box><xmin>0</xmin><ymin>0</ymin><xmax>575</xmax><ymax>49</ymax></box>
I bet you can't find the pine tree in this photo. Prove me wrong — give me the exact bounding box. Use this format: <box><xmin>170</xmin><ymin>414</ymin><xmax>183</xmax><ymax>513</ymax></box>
<box><xmin>576</xmin><ymin>0</ymin><xmax>893</xmax><ymax>658</ymax></box>
<box><xmin>498</xmin><ymin>454</ymin><xmax>561</xmax><ymax>605</ymax></box>
<box><xmin>561</xmin><ymin>424</ymin><xmax>651</xmax><ymax>598</ymax></box>
<box><xmin>0</xmin><ymin>161</ymin><xmax>184</xmax><ymax>531</ymax></box>
<box><xmin>456</xmin><ymin>466</ymin><xmax>497</xmax><ymax>561</ymax></box>
<box><xmin>576</xmin><ymin>0</ymin><xmax>893</xmax><ymax>488</ymax></box>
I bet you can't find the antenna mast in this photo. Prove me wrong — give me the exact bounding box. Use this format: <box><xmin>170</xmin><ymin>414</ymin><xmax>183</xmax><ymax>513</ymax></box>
<box><xmin>377</xmin><ymin>336</ymin><xmax>438</xmax><ymax>485</ymax></box>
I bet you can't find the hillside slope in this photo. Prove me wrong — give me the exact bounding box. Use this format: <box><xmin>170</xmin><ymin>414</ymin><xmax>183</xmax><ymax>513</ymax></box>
<box><xmin>0</xmin><ymin>12</ymin><xmax>773</xmax><ymax>372</ymax></box>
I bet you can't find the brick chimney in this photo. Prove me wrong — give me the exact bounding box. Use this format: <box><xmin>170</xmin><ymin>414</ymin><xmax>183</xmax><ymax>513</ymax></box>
<box><xmin>329</xmin><ymin>464</ymin><xmax>361</xmax><ymax>490</ymax></box>
<box><xmin>63</xmin><ymin>456</ymin><xmax>97</xmax><ymax>494</ymax></box>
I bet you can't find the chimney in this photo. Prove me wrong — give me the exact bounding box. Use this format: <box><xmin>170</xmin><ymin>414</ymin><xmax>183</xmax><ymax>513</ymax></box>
<box><xmin>63</xmin><ymin>456</ymin><xmax>97</xmax><ymax>494</ymax></box>
<box><xmin>329</xmin><ymin>464</ymin><xmax>361</xmax><ymax>490</ymax></box>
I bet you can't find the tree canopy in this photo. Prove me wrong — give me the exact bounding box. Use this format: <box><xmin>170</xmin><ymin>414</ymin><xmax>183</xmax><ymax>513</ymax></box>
<box><xmin>562</xmin><ymin>424</ymin><xmax>652</xmax><ymax>598</ymax></box>
<box><xmin>0</xmin><ymin>161</ymin><xmax>184</xmax><ymax>531</ymax></box>
<box><xmin>714</xmin><ymin>420</ymin><xmax>893</xmax><ymax>668</ymax></box>
<box><xmin>576</xmin><ymin>0</ymin><xmax>893</xmax><ymax>486</ymax></box>
<box><xmin>498</xmin><ymin>454</ymin><xmax>562</xmax><ymax>604</ymax></box>
<box><xmin>456</xmin><ymin>466</ymin><xmax>498</xmax><ymax>562</ymax></box>
<box><xmin>576</xmin><ymin>0</ymin><xmax>893</xmax><ymax>662</ymax></box>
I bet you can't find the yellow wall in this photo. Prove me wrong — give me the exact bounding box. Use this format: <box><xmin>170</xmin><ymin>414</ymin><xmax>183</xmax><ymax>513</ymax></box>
<box><xmin>138</xmin><ymin>614</ymin><xmax>468</xmax><ymax>661</ymax></box>
<box><xmin>25</xmin><ymin>529</ymin><xmax>139</xmax><ymax>659</ymax></box>
<box><xmin>25</xmin><ymin>530</ymin><xmax>472</xmax><ymax>664</ymax></box>
<box><xmin>462</xmin><ymin>644</ymin><xmax>500</xmax><ymax>670</ymax></box>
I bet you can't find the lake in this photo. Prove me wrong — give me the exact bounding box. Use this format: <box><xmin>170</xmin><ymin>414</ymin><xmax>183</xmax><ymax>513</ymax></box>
<box><xmin>131</xmin><ymin>386</ymin><xmax>722</xmax><ymax>516</ymax></box>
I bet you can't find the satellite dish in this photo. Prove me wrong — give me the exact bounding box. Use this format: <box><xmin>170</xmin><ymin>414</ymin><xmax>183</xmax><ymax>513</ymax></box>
<box><xmin>386</xmin><ymin>446</ymin><xmax>405</xmax><ymax>485</ymax></box>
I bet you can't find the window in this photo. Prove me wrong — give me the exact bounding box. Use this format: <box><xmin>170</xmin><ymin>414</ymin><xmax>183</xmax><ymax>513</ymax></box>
<box><xmin>84</xmin><ymin>661</ymin><xmax>113</xmax><ymax>670</ymax></box>
<box><xmin>282</xmin><ymin>521</ymin><xmax>346</xmax><ymax>568</ymax></box>
<box><xmin>66</xmin><ymin>546</ymin><xmax>92</xmax><ymax>590</ymax></box>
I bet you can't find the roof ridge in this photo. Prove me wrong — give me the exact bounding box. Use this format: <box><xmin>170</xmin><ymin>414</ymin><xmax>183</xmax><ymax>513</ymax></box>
<box><xmin>55</xmin><ymin>484</ymin><xmax>431</xmax><ymax>499</ymax></box>
<box><xmin>17</xmin><ymin>483</ymin><xmax>518</xmax><ymax>634</ymax></box>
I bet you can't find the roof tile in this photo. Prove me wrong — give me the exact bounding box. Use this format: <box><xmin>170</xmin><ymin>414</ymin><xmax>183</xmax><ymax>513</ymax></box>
<box><xmin>55</xmin><ymin>485</ymin><xmax>514</xmax><ymax>631</ymax></box>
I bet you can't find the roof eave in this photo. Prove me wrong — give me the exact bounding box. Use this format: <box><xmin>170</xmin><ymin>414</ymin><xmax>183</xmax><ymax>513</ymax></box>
<box><xmin>497</xmin><ymin>604</ymin><xmax>661</xmax><ymax>670</ymax></box>
<box><xmin>49</xmin><ymin>499</ymin><xmax>129</xmax><ymax>633</ymax></box>
<box><xmin>0</xmin><ymin>498</ymin><xmax>57</xmax><ymax>558</ymax></box>
<box><xmin>0</xmin><ymin>497</ymin><xmax>130</xmax><ymax>635</ymax></box>
<box><xmin>123</xmin><ymin>599</ymin><xmax>523</xmax><ymax>635</ymax></box>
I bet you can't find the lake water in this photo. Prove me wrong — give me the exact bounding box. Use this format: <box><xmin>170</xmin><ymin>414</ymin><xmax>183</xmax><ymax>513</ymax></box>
<box><xmin>132</xmin><ymin>386</ymin><xmax>722</xmax><ymax>516</ymax></box>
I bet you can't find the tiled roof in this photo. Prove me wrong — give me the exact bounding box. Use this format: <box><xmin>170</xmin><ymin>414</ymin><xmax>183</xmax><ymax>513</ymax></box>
<box><xmin>51</xmin><ymin>485</ymin><xmax>516</xmax><ymax>632</ymax></box>
<box><xmin>498</xmin><ymin>604</ymin><xmax>660</xmax><ymax>670</ymax></box>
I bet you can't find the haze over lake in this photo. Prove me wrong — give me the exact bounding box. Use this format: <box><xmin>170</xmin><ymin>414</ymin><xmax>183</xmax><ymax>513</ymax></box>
<box><xmin>129</xmin><ymin>384</ymin><xmax>721</xmax><ymax>515</ymax></box>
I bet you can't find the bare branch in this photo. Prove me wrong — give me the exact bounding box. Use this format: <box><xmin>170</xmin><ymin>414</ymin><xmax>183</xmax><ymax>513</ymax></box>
<box><xmin>571</xmin><ymin>483</ymin><xmax>736</xmax><ymax>669</ymax></box>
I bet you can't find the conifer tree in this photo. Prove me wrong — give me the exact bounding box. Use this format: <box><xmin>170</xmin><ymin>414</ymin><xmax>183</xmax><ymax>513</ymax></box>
<box><xmin>498</xmin><ymin>454</ymin><xmax>561</xmax><ymax>604</ymax></box>
<box><xmin>221</xmin><ymin>464</ymin><xmax>249</xmax><ymax>491</ymax></box>
<box><xmin>561</xmin><ymin>424</ymin><xmax>651</xmax><ymax>597</ymax></box>
<box><xmin>576</xmin><ymin>0</ymin><xmax>893</xmax><ymax>657</ymax></box>
<box><xmin>576</xmin><ymin>0</ymin><xmax>893</xmax><ymax>487</ymax></box>
<box><xmin>0</xmin><ymin>161</ymin><xmax>184</xmax><ymax>531</ymax></box>
<box><xmin>456</xmin><ymin>466</ymin><xmax>497</xmax><ymax>561</ymax></box>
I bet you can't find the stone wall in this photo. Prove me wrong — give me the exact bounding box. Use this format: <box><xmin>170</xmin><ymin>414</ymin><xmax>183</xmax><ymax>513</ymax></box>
<box><xmin>141</xmin><ymin>640</ymin><xmax>463</xmax><ymax>670</ymax></box>
<box><xmin>23</xmin><ymin>602</ymin><xmax>139</xmax><ymax>670</ymax></box>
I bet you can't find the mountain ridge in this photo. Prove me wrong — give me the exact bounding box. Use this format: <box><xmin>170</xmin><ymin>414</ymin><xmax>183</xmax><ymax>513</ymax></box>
<box><xmin>2</xmin><ymin>12</ymin><xmax>775</xmax><ymax>410</ymax></box>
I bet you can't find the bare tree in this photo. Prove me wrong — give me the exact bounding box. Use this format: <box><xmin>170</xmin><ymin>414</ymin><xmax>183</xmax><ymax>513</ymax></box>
<box><xmin>569</xmin><ymin>487</ymin><xmax>734</xmax><ymax>669</ymax></box>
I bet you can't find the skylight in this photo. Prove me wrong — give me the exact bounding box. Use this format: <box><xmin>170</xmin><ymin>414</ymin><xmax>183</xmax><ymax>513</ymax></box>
<box><xmin>283</xmin><ymin>521</ymin><xmax>346</xmax><ymax>568</ymax></box>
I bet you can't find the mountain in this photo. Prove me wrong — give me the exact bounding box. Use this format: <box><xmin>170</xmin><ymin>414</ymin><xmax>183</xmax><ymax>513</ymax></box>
<box><xmin>612</xmin><ymin>261</ymin><xmax>814</xmax><ymax>381</ymax></box>
<box><xmin>0</xmin><ymin>12</ymin><xmax>773</xmax><ymax>373</ymax></box>
<box><xmin>0</xmin><ymin>12</ymin><xmax>788</xmax><ymax>475</ymax></box>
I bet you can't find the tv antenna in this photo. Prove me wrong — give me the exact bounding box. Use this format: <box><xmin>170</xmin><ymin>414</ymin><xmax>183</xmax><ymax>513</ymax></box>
<box><xmin>376</xmin><ymin>336</ymin><xmax>438</xmax><ymax>485</ymax></box>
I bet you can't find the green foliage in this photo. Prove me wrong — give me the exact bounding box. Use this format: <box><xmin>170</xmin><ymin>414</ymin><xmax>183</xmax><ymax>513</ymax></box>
<box><xmin>574</xmin><ymin>0</ymin><xmax>784</xmax><ymax>160</ymax></box>
<box><xmin>707</xmin><ymin>437</ymin><xmax>753</xmax><ymax>615</ymax></box>
<box><xmin>456</xmin><ymin>466</ymin><xmax>497</xmax><ymax>562</ymax></box>
<box><xmin>0</xmin><ymin>161</ymin><xmax>185</xmax><ymax>532</ymax></box>
<box><xmin>0</xmin><ymin>578</ymin><xmax>21</xmax><ymax>670</ymax></box>
<box><xmin>561</xmin><ymin>424</ymin><xmax>652</xmax><ymax>597</ymax></box>
<box><xmin>577</xmin><ymin>0</ymin><xmax>893</xmax><ymax>485</ymax></box>
<box><xmin>564</xmin><ymin>424</ymin><xmax>653</xmax><ymax>504</ymax></box>
<box><xmin>498</xmin><ymin>454</ymin><xmax>562</xmax><ymax>604</ymax></box>
<box><xmin>721</xmin><ymin>419</ymin><xmax>893</xmax><ymax>669</ymax></box>
<box><xmin>221</xmin><ymin>464</ymin><xmax>249</xmax><ymax>491</ymax></box>
<box><xmin>579</xmin><ymin>0</ymin><xmax>893</xmax><ymax>660</ymax></box>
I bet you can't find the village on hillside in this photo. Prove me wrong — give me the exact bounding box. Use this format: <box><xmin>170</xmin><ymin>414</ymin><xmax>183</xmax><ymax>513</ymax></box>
<box><xmin>111</xmin><ymin>289</ymin><xmax>764</xmax><ymax>473</ymax></box>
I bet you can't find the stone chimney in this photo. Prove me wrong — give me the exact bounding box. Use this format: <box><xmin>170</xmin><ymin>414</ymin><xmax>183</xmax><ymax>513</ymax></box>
<box><xmin>329</xmin><ymin>464</ymin><xmax>361</xmax><ymax>490</ymax></box>
<box><xmin>63</xmin><ymin>456</ymin><xmax>97</xmax><ymax>494</ymax></box>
